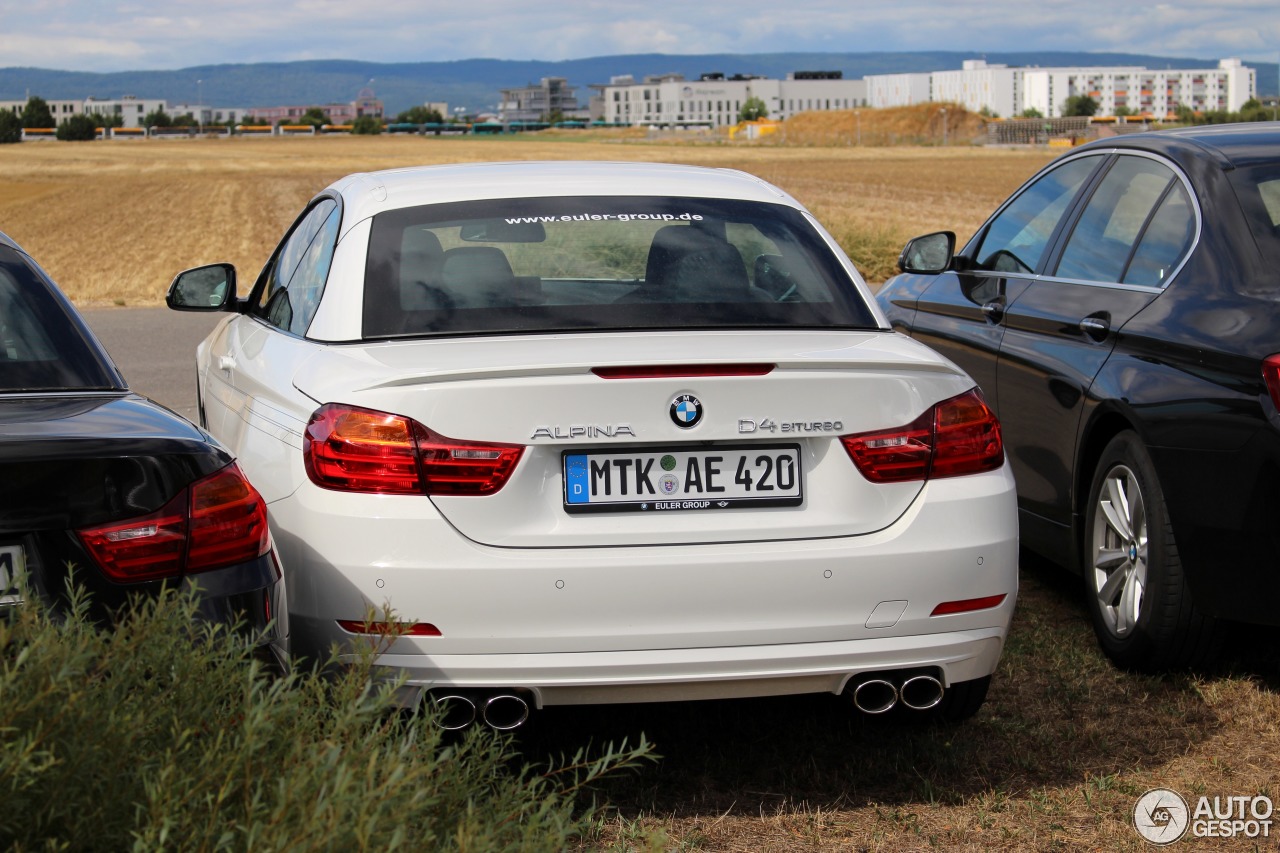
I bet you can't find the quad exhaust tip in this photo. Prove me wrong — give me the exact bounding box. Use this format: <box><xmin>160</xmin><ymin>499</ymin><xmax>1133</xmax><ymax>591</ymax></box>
<box><xmin>482</xmin><ymin>694</ymin><xmax>530</xmax><ymax>731</ymax></box>
<box><xmin>432</xmin><ymin>694</ymin><xmax>478</xmax><ymax>731</ymax></box>
<box><xmin>899</xmin><ymin>674</ymin><xmax>944</xmax><ymax>710</ymax></box>
<box><xmin>851</xmin><ymin>678</ymin><xmax>898</xmax><ymax>714</ymax></box>
<box><xmin>848</xmin><ymin>671</ymin><xmax>945</xmax><ymax>714</ymax></box>
<box><xmin>430</xmin><ymin>691</ymin><xmax>531</xmax><ymax>731</ymax></box>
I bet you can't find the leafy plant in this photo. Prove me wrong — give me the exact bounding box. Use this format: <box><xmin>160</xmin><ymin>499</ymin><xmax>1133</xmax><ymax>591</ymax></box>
<box><xmin>55</xmin><ymin>114</ymin><xmax>97</xmax><ymax>141</ymax></box>
<box><xmin>143</xmin><ymin>108</ymin><xmax>172</xmax><ymax>128</ymax></box>
<box><xmin>739</xmin><ymin>96</ymin><xmax>768</xmax><ymax>122</ymax></box>
<box><xmin>0</xmin><ymin>578</ymin><xmax>656</xmax><ymax>850</ymax></box>
<box><xmin>0</xmin><ymin>110</ymin><xmax>20</xmax><ymax>144</ymax></box>
<box><xmin>20</xmin><ymin>97</ymin><xmax>54</xmax><ymax>129</ymax></box>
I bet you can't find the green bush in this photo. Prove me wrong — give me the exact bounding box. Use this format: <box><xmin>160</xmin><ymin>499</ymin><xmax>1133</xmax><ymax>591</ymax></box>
<box><xmin>352</xmin><ymin>116</ymin><xmax>384</xmax><ymax>135</ymax></box>
<box><xmin>0</xmin><ymin>111</ymin><xmax>20</xmax><ymax>144</ymax></box>
<box><xmin>0</xmin><ymin>581</ymin><xmax>655</xmax><ymax>849</ymax></box>
<box><xmin>55</xmin><ymin>114</ymin><xmax>97</xmax><ymax>142</ymax></box>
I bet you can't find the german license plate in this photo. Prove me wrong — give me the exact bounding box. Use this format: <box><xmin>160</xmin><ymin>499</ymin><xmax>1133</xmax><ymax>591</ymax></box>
<box><xmin>0</xmin><ymin>543</ymin><xmax>25</xmax><ymax>606</ymax></box>
<box><xmin>563</xmin><ymin>444</ymin><xmax>802</xmax><ymax>513</ymax></box>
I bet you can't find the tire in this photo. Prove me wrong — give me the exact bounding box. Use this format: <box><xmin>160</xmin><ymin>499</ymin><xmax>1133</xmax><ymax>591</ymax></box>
<box><xmin>1082</xmin><ymin>431</ymin><xmax>1219</xmax><ymax>670</ymax></box>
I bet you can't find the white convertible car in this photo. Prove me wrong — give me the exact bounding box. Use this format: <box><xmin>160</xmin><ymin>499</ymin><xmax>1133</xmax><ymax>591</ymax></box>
<box><xmin>168</xmin><ymin>161</ymin><xmax>1018</xmax><ymax>730</ymax></box>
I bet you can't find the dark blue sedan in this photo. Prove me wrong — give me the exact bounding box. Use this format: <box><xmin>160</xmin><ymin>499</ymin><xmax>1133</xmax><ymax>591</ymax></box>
<box><xmin>877</xmin><ymin>123</ymin><xmax>1280</xmax><ymax>670</ymax></box>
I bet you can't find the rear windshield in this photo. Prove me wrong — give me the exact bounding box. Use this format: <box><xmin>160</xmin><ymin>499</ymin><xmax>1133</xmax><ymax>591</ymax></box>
<box><xmin>362</xmin><ymin>196</ymin><xmax>877</xmax><ymax>339</ymax></box>
<box><xmin>0</xmin><ymin>249</ymin><xmax>120</xmax><ymax>393</ymax></box>
<box><xmin>1229</xmin><ymin>164</ymin><xmax>1280</xmax><ymax>271</ymax></box>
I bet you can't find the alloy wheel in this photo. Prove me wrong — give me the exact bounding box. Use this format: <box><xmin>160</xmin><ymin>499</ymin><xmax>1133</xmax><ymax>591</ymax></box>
<box><xmin>1090</xmin><ymin>464</ymin><xmax>1148</xmax><ymax>638</ymax></box>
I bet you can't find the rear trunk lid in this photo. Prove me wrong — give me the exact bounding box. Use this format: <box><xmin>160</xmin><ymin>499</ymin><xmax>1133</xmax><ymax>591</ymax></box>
<box><xmin>292</xmin><ymin>330</ymin><xmax>977</xmax><ymax>547</ymax></box>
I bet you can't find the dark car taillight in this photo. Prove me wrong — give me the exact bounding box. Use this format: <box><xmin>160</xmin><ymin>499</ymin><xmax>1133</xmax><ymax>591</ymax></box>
<box><xmin>77</xmin><ymin>462</ymin><xmax>270</xmax><ymax>582</ymax></box>
<box><xmin>303</xmin><ymin>403</ymin><xmax>524</xmax><ymax>496</ymax></box>
<box><xmin>841</xmin><ymin>388</ymin><xmax>1004</xmax><ymax>483</ymax></box>
<box><xmin>1263</xmin><ymin>354</ymin><xmax>1280</xmax><ymax>412</ymax></box>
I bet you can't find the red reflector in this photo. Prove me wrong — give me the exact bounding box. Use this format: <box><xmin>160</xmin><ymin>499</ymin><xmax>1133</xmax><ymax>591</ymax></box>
<box><xmin>303</xmin><ymin>403</ymin><xmax>524</xmax><ymax>496</ymax></box>
<box><xmin>930</xmin><ymin>594</ymin><xmax>1007</xmax><ymax>616</ymax></box>
<box><xmin>337</xmin><ymin>620</ymin><xmax>442</xmax><ymax>637</ymax></box>
<box><xmin>1263</xmin><ymin>354</ymin><xmax>1280</xmax><ymax>412</ymax></box>
<box><xmin>592</xmin><ymin>364</ymin><xmax>775</xmax><ymax>379</ymax></box>
<box><xmin>77</xmin><ymin>462</ymin><xmax>270</xmax><ymax>582</ymax></box>
<box><xmin>841</xmin><ymin>388</ymin><xmax>1003</xmax><ymax>483</ymax></box>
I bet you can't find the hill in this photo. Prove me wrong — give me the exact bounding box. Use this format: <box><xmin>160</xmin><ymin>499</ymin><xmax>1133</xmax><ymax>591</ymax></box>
<box><xmin>1</xmin><ymin>52</ymin><xmax>1274</xmax><ymax>116</ymax></box>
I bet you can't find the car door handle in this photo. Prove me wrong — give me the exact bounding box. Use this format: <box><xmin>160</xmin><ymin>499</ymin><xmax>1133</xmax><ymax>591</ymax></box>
<box><xmin>980</xmin><ymin>301</ymin><xmax>1004</xmax><ymax>322</ymax></box>
<box><xmin>1079</xmin><ymin>317</ymin><xmax>1110</xmax><ymax>340</ymax></box>
<box><xmin>218</xmin><ymin>355</ymin><xmax>236</xmax><ymax>372</ymax></box>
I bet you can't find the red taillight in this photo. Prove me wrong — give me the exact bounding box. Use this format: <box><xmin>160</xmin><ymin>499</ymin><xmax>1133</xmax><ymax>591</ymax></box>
<box><xmin>336</xmin><ymin>620</ymin><xmax>442</xmax><ymax>637</ymax></box>
<box><xmin>303</xmin><ymin>403</ymin><xmax>524</xmax><ymax>496</ymax></box>
<box><xmin>592</xmin><ymin>364</ymin><xmax>775</xmax><ymax>379</ymax></box>
<box><xmin>304</xmin><ymin>405</ymin><xmax>421</xmax><ymax>494</ymax></box>
<box><xmin>930</xmin><ymin>594</ymin><xmax>1008</xmax><ymax>616</ymax></box>
<box><xmin>841</xmin><ymin>388</ymin><xmax>1003</xmax><ymax>483</ymax></box>
<box><xmin>1263</xmin><ymin>354</ymin><xmax>1280</xmax><ymax>412</ymax></box>
<box><xmin>187</xmin><ymin>465</ymin><xmax>271</xmax><ymax>572</ymax></box>
<box><xmin>77</xmin><ymin>462</ymin><xmax>270</xmax><ymax>583</ymax></box>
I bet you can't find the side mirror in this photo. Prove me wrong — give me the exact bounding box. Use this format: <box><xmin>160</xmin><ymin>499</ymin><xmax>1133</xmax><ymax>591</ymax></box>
<box><xmin>167</xmin><ymin>263</ymin><xmax>236</xmax><ymax>311</ymax></box>
<box><xmin>897</xmin><ymin>231</ymin><xmax>956</xmax><ymax>274</ymax></box>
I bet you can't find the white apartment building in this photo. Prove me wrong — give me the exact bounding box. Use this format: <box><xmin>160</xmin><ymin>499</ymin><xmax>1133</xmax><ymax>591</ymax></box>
<box><xmin>0</xmin><ymin>96</ymin><xmax>247</xmax><ymax>129</ymax></box>
<box><xmin>81</xmin><ymin>96</ymin><xmax>167</xmax><ymax>128</ymax></box>
<box><xmin>869</xmin><ymin>58</ymin><xmax>1257</xmax><ymax>118</ymax></box>
<box><xmin>866</xmin><ymin>73</ymin><xmax>933</xmax><ymax>110</ymax></box>
<box><xmin>1023</xmin><ymin>58</ymin><xmax>1256</xmax><ymax>117</ymax></box>
<box><xmin>932</xmin><ymin>60</ymin><xmax>1022</xmax><ymax>117</ymax></box>
<box><xmin>597</xmin><ymin>72</ymin><xmax>866</xmax><ymax>128</ymax></box>
<box><xmin>0</xmin><ymin>98</ymin><xmax>82</xmax><ymax>122</ymax></box>
<box><xmin>168</xmin><ymin>103</ymin><xmax>252</xmax><ymax>126</ymax></box>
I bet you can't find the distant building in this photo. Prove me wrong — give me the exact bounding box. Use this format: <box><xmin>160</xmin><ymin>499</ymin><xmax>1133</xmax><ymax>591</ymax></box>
<box><xmin>594</xmin><ymin>72</ymin><xmax>866</xmax><ymax>129</ymax></box>
<box><xmin>81</xmin><ymin>96</ymin><xmax>168</xmax><ymax>129</ymax></box>
<box><xmin>1</xmin><ymin>96</ymin><xmax>164</xmax><ymax>129</ymax></box>
<box><xmin>0</xmin><ymin>98</ymin><xmax>81</xmax><ymax>122</ymax></box>
<box><xmin>499</xmin><ymin>77</ymin><xmax>583</xmax><ymax>122</ymax></box>
<box><xmin>1023</xmin><ymin>58</ymin><xmax>1255</xmax><ymax>117</ymax></box>
<box><xmin>247</xmin><ymin>87</ymin><xmax>384</xmax><ymax>125</ymax></box>
<box><xmin>867</xmin><ymin>58</ymin><xmax>1257</xmax><ymax>118</ymax></box>
<box><xmin>168</xmin><ymin>103</ymin><xmax>251</xmax><ymax>126</ymax></box>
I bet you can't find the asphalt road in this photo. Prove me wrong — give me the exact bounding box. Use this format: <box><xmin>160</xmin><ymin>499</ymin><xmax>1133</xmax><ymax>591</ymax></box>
<box><xmin>81</xmin><ymin>306</ymin><xmax>225</xmax><ymax>424</ymax></box>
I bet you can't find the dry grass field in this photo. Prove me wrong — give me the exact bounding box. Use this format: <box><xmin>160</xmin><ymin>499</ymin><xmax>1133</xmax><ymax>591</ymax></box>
<box><xmin>0</xmin><ymin>132</ymin><xmax>1054</xmax><ymax>303</ymax></box>
<box><xmin>2</xmin><ymin>133</ymin><xmax>1278</xmax><ymax>850</ymax></box>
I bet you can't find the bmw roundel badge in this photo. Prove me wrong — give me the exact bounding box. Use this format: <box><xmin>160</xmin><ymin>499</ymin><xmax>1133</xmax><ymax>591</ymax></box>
<box><xmin>670</xmin><ymin>394</ymin><xmax>703</xmax><ymax>428</ymax></box>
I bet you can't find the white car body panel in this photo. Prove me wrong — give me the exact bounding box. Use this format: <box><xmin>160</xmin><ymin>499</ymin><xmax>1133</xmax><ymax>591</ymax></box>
<box><xmin>176</xmin><ymin>161</ymin><xmax>1019</xmax><ymax>712</ymax></box>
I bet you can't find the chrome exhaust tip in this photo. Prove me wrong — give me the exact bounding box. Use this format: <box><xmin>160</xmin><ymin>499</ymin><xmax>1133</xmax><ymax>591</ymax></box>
<box><xmin>482</xmin><ymin>693</ymin><xmax>530</xmax><ymax>731</ymax></box>
<box><xmin>851</xmin><ymin>678</ymin><xmax>898</xmax><ymax>714</ymax></box>
<box><xmin>899</xmin><ymin>674</ymin><xmax>945</xmax><ymax>710</ymax></box>
<box><xmin>432</xmin><ymin>693</ymin><xmax>478</xmax><ymax>730</ymax></box>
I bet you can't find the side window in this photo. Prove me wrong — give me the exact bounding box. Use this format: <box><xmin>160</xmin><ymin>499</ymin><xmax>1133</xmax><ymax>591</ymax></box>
<box><xmin>1122</xmin><ymin>182</ymin><xmax>1194</xmax><ymax>286</ymax></box>
<box><xmin>973</xmin><ymin>155</ymin><xmax>1102</xmax><ymax>274</ymax></box>
<box><xmin>1055</xmin><ymin>156</ymin><xmax>1187</xmax><ymax>284</ymax></box>
<box><xmin>254</xmin><ymin>199</ymin><xmax>339</xmax><ymax>332</ymax></box>
<box><xmin>283</xmin><ymin>207</ymin><xmax>341</xmax><ymax>335</ymax></box>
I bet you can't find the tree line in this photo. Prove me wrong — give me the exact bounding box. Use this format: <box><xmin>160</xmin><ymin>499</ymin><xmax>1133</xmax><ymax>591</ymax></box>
<box><xmin>0</xmin><ymin>96</ymin><xmax>454</xmax><ymax>143</ymax></box>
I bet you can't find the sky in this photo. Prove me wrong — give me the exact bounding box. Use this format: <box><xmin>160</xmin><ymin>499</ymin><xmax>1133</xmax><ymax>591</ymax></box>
<box><xmin>1</xmin><ymin>0</ymin><xmax>1278</xmax><ymax>72</ymax></box>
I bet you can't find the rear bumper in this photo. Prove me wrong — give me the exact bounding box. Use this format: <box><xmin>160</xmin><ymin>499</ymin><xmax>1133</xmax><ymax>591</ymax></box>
<box><xmin>272</xmin><ymin>464</ymin><xmax>1019</xmax><ymax>704</ymax></box>
<box><xmin>320</xmin><ymin>621</ymin><xmax>1006</xmax><ymax>708</ymax></box>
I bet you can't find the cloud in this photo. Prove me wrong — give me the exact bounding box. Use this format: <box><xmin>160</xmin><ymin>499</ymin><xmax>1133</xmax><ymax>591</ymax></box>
<box><xmin>0</xmin><ymin>0</ymin><xmax>1276</xmax><ymax>71</ymax></box>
